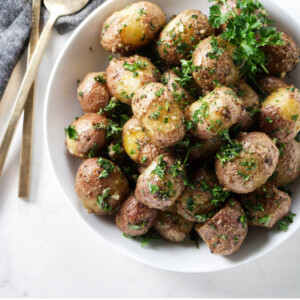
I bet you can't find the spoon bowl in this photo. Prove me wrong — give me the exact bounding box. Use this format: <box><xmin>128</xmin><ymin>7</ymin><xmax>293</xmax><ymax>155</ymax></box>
<box><xmin>44</xmin><ymin>0</ymin><xmax>90</xmax><ymax>16</ymax></box>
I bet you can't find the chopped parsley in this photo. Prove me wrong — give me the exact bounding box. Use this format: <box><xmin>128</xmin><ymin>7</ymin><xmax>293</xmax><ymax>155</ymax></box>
<box><xmin>123</xmin><ymin>60</ymin><xmax>148</xmax><ymax>77</ymax></box>
<box><xmin>65</xmin><ymin>125</ymin><xmax>78</xmax><ymax>140</ymax></box>
<box><xmin>94</xmin><ymin>74</ymin><xmax>106</xmax><ymax>84</ymax></box>
<box><xmin>277</xmin><ymin>212</ymin><xmax>296</xmax><ymax>232</ymax></box>
<box><xmin>152</xmin><ymin>155</ymin><xmax>166</xmax><ymax>179</ymax></box>
<box><xmin>147</xmin><ymin>181</ymin><xmax>159</xmax><ymax>194</ymax></box>
<box><xmin>258</xmin><ymin>215</ymin><xmax>271</xmax><ymax>227</ymax></box>
<box><xmin>97</xmin><ymin>188</ymin><xmax>112</xmax><ymax>211</ymax></box>
<box><xmin>155</xmin><ymin>88</ymin><xmax>165</xmax><ymax>97</ymax></box>
<box><xmin>97</xmin><ymin>157</ymin><xmax>115</xmax><ymax>178</ymax></box>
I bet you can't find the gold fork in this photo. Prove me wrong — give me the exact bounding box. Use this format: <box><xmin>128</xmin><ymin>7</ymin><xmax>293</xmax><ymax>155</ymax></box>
<box><xmin>18</xmin><ymin>0</ymin><xmax>41</xmax><ymax>199</ymax></box>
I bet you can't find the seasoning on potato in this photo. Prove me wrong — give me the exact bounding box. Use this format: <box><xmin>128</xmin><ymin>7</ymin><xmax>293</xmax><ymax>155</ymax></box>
<box><xmin>106</xmin><ymin>55</ymin><xmax>160</xmax><ymax>105</ymax></box>
<box><xmin>65</xmin><ymin>113</ymin><xmax>108</xmax><ymax>158</ymax></box>
<box><xmin>216</xmin><ymin>132</ymin><xmax>279</xmax><ymax>194</ymax></box>
<box><xmin>185</xmin><ymin>86</ymin><xmax>242</xmax><ymax>140</ymax></box>
<box><xmin>135</xmin><ymin>154</ymin><xmax>185</xmax><ymax>210</ymax></box>
<box><xmin>157</xmin><ymin>9</ymin><xmax>212</xmax><ymax>65</ymax></box>
<box><xmin>153</xmin><ymin>205</ymin><xmax>194</xmax><ymax>242</ymax></box>
<box><xmin>239</xmin><ymin>184</ymin><xmax>291</xmax><ymax>228</ymax></box>
<box><xmin>259</xmin><ymin>87</ymin><xmax>300</xmax><ymax>142</ymax></box>
<box><xmin>132</xmin><ymin>82</ymin><xmax>186</xmax><ymax>148</ymax></box>
<box><xmin>77</xmin><ymin>72</ymin><xmax>111</xmax><ymax>113</ymax></box>
<box><xmin>195</xmin><ymin>199</ymin><xmax>248</xmax><ymax>256</ymax></box>
<box><xmin>116</xmin><ymin>194</ymin><xmax>157</xmax><ymax>236</ymax></box>
<box><xmin>100</xmin><ymin>1</ymin><xmax>166</xmax><ymax>53</ymax></box>
<box><xmin>75</xmin><ymin>158</ymin><xmax>129</xmax><ymax>215</ymax></box>
<box><xmin>192</xmin><ymin>36</ymin><xmax>240</xmax><ymax>91</ymax></box>
<box><xmin>122</xmin><ymin>117</ymin><xmax>163</xmax><ymax>166</ymax></box>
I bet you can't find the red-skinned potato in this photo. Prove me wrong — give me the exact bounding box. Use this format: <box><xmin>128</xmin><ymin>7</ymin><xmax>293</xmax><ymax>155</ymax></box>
<box><xmin>116</xmin><ymin>194</ymin><xmax>157</xmax><ymax>236</ymax></box>
<box><xmin>106</xmin><ymin>55</ymin><xmax>160</xmax><ymax>105</ymax></box>
<box><xmin>122</xmin><ymin>117</ymin><xmax>164</xmax><ymax>166</ymax></box>
<box><xmin>185</xmin><ymin>86</ymin><xmax>242</xmax><ymax>140</ymax></box>
<box><xmin>77</xmin><ymin>72</ymin><xmax>111</xmax><ymax>113</ymax></box>
<box><xmin>216</xmin><ymin>132</ymin><xmax>279</xmax><ymax>194</ymax></box>
<box><xmin>153</xmin><ymin>205</ymin><xmax>194</xmax><ymax>242</ymax></box>
<box><xmin>192</xmin><ymin>37</ymin><xmax>239</xmax><ymax>91</ymax></box>
<box><xmin>157</xmin><ymin>9</ymin><xmax>212</xmax><ymax>65</ymax></box>
<box><xmin>259</xmin><ymin>87</ymin><xmax>300</xmax><ymax>142</ymax></box>
<box><xmin>239</xmin><ymin>184</ymin><xmax>291</xmax><ymax>228</ymax></box>
<box><xmin>195</xmin><ymin>199</ymin><xmax>248</xmax><ymax>256</ymax></box>
<box><xmin>259</xmin><ymin>76</ymin><xmax>288</xmax><ymax>94</ymax></box>
<box><xmin>132</xmin><ymin>82</ymin><xmax>186</xmax><ymax>148</ymax></box>
<box><xmin>65</xmin><ymin>113</ymin><xmax>108</xmax><ymax>159</ymax></box>
<box><xmin>75</xmin><ymin>158</ymin><xmax>129</xmax><ymax>215</ymax></box>
<box><xmin>135</xmin><ymin>154</ymin><xmax>185</xmax><ymax>210</ymax></box>
<box><xmin>100</xmin><ymin>1</ymin><xmax>166</xmax><ymax>54</ymax></box>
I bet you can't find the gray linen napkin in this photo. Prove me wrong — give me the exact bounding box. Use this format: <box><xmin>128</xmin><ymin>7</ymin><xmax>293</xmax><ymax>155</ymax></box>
<box><xmin>0</xmin><ymin>0</ymin><xmax>104</xmax><ymax>100</ymax></box>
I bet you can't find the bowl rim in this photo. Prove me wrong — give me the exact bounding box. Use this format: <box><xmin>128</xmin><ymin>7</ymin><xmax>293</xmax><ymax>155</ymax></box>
<box><xmin>44</xmin><ymin>0</ymin><xmax>300</xmax><ymax>273</ymax></box>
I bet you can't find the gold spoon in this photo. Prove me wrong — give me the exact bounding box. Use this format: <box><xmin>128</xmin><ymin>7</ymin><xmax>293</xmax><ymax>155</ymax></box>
<box><xmin>0</xmin><ymin>0</ymin><xmax>89</xmax><ymax>178</ymax></box>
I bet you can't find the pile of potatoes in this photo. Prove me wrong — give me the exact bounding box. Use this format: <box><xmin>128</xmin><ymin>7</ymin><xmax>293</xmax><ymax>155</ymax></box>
<box><xmin>65</xmin><ymin>1</ymin><xmax>300</xmax><ymax>256</ymax></box>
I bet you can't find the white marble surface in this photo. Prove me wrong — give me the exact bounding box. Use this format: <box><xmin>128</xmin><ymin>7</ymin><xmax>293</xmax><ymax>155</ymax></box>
<box><xmin>0</xmin><ymin>1</ymin><xmax>300</xmax><ymax>297</ymax></box>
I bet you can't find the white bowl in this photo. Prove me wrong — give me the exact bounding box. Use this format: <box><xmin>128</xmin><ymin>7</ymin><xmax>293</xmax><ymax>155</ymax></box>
<box><xmin>44</xmin><ymin>0</ymin><xmax>300</xmax><ymax>272</ymax></box>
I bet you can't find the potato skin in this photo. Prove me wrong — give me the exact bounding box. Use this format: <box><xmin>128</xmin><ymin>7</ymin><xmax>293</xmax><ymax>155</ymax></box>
<box><xmin>157</xmin><ymin>9</ymin><xmax>212</xmax><ymax>65</ymax></box>
<box><xmin>263</xmin><ymin>32</ymin><xmax>300</xmax><ymax>77</ymax></box>
<box><xmin>135</xmin><ymin>154</ymin><xmax>185</xmax><ymax>210</ymax></box>
<box><xmin>231</xmin><ymin>80</ymin><xmax>260</xmax><ymax>130</ymax></box>
<box><xmin>100</xmin><ymin>1</ymin><xmax>166</xmax><ymax>53</ymax></box>
<box><xmin>239</xmin><ymin>184</ymin><xmax>291</xmax><ymax>228</ymax></box>
<box><xmin>75</xmin><ymin>158</ymin><xmax>129</xmax><ymax>215</ymax></box>
<box><xmin>153</xmin><ymin>206</ymin><xmax>194</xmax><ymax>242</ymax></box>
<box><xmin>162</xmin><ymin>70</ymin><xmax>195</xmax><ymax>110</ymax></box>
<box><xmin>185</xmin><ymin>86</ymin><xmax>242</xmax><ymax>140</ymax></box>
<box><xmin>106</xmin><ymin>55</ymin><xmax>160</xmax><ymax>105</ymax></box>
<box><xmin>192</xmin><ymin>37</ymin><xmax>239</xmax><ymax>91</ymax></box>
<box><xmin>132</xmin><ymin>82</ymin><xmax>185</xmax><ymax>148</ymax></box>
<box><xmin>270</xmin><ymin>140</ymin><xmax>300</xmax><ymax>187</ymax></box>
<box><xmin>77</xmin><ymin>72</ymin><xmax>111</xmax><ymax>113</ymax></box>
<box><xmin>195</xmin><ymin>199</ymin><xmax>247</xmax><ymax>256</ymax></box>
<box><xmin>259</xmin><ymin>87</ymin><xmax>300</xmax><ymax>142</ymax></box>
<box><xmin>176</xmin><ymin>170</ymin><xmax>216</xmax><ymax>222</ymax></box>
<box><xmin>122</xmin><ymin>117</ymin><xmax>163</xmax><ymax>166</ymax></box>
<box><xmin>216</xmin><ymin>132</ymin><xmax>279</xmax><ymax>194</ymax></box>
<box><xmin>115</xmin><ymin>194</ymin><xmax>157</xmax><ymax>236</ymax></box>
<box><xmin>65</xmin><ymin>113</ymin><xmax>108</xmax><ymax>158</ymax></box>
<box><xmin>259</xmin><ymin>76</ymin><xmax>288</xmax><ymax>94</ymax></box>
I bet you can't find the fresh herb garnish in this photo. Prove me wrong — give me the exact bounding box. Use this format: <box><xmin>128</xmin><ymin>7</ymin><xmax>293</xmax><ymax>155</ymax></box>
<box><xmin>65</xmin><ymin>125</ymin><xmax>78</xmax><ymax>140</ymax></box>
<box><xmin>97</xmin><ymin>188</ymin><xmax>112</xmax><ymax>211</ymax></box>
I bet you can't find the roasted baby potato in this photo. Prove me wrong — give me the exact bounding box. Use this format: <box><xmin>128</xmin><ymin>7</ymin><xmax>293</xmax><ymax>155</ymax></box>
<box><xmin>153</xmin><ymin>205</ymin><xmax>194</xmax><ymax>242</ymax></box>
<box><xmin>77</xmin><ymin>72</ymin><xmax>111</xmax><ymax>113</ymax></box>
<box><xmin>65</xmin><ymin>113</ymin><xmax>108</xmax><ymax>158</ymax></box>
<box><xmin>216</xmin><ymin>132</ymin><xmax>279</xmax><ymax>194</ymax></box>
<box><xmin>231</xmin><ymin>80</ymin><xmax>260</xmax><ymax>130</ymax></box>
<box><xmin>122</xmin><ymin>117</ymin><xmax>163</xmax><ymax>166</ymax></box>
<box><xmin>75</xmin><ymin>158</ymin><xmax>129</xmax><ymax>215</ymax></box>
<box><xmin>106</xmin><ymin>55</ymin><xmax>160</xmax><ymax>105</ymax></box>
<box><xmin>100</xmin><ymin>1</ymin><xmax>166</xmax><ymax>53</ymax></box>
<box><xmin>239</xmin><ymin>184</ymin><xmax>291</xmax><ymax>228</ymax></box>
<box><xmin>185</xmin><ymin>86</ymin><xmax>242</xmax><ymax>140</ymax></box>
<box><xmin>132</xmin><ymin>82</ymin><xmax>186</xmax><ymax>148</ymax></box>
<box><xmin>116</xmin><ymin>194</ymin><xmax>157</xmax><ymax>236</ymax></box>
<box><xmin>270</xmin><ymin>139</ymin><xmax>300</xmax><ymax>187</ymax></box>
<box><xmin>135</xmin><ymin>154</ymin><xmax>185</xmax><ymax>210</ymax></box>
<box><xmin>157</xmin><ymin>9</ymin><xmax>212</xmax><ymax>65</ymax></box>
<box><xmin>195</xmin><ymin>199</ymin><xmax>247</xmax><ymax>256</ymax></box>
<box><xmin>259</xmin><ymin>76</ymin><xmax>288</xmax><ymax>94</ymax></box>
<box><xmin>259</xmin><ymin>87</ymin><xmax>300</xmax><ymax>142</ymax></box>
<box><xmin>192</xmin><ymin>37</ymin><xmax>239</xmax><ymax>91</ymax></box>
<box><xmin>162</xmin><ymin>70</ymin><xmax>195</xmax><ymax>110</ymax></box>
<box><xmin>263</xmin><ymin>32</ymin><xmax>300</xmax><ymax>77</ymax></box>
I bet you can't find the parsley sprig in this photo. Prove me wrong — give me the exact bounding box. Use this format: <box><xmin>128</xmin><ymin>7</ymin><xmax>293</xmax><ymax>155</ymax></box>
<box><xmin>208</xmin><ymin>0</ymin><xmax>284</xmax><ymax>78</ymax></box>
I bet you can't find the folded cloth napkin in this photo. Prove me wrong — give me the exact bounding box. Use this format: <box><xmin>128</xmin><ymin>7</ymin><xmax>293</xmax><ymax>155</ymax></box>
<box><xmin>0</xmin><ymin>0</ymin><xmax>105</xmax><ymax>100</ymax></box>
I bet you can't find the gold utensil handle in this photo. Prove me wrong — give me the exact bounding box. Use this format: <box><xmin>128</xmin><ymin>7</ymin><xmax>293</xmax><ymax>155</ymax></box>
<box><xmin>18</xmin><ymin>0</ymin><xmax>41</xmax><ymax>199</ymax></box>
<box><xmin>0</xmin><ymin>13</ymin><xmax>58</xmax><ymax>178</ymax></box>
